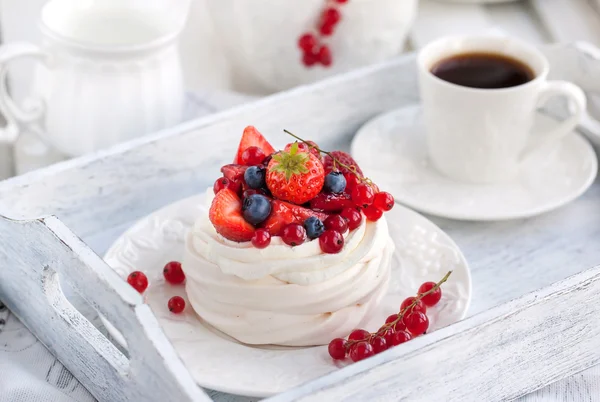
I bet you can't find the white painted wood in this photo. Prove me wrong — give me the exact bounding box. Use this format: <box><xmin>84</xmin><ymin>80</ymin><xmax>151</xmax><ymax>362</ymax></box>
<box><xmin>0</xmin><ymin>214</ymin><xmax>211</xmax><ymax>402</ymax></box>
<box><xmin>0</xmin><ymin>43</ymin><xmax>598</xmax><ymax>401</ymax></box>
<box><xmin>268</xmin><ymin>265</ymin><xmax>600</xmax><ymax>401</ymax></box>
<box><xmin>530</xmin><ymin>0</ymin><xmax>600</xmax><ymax>47</ymax></box>
<box><xmin>483</xmin><ymin>1</ymin><xmax>549</xmax><ymax>45</ymax></box>
<box><xmin>410</xmin><ymin>0</ymin><xmax>499</xmax><ymax>47</ymax></box>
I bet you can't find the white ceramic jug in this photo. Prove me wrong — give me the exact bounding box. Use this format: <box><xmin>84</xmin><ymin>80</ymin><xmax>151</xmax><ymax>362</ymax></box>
<box><xmin>0</xmin><ymin>0</ymin><xmax>188</xmax><ymax>157</ymax></box>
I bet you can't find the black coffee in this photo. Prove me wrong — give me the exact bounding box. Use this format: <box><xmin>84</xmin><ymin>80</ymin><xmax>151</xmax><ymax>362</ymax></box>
<box><xmin>430</xmin><ymin>52</ymin><xmax>535</xmax><ymax>89</ymax></box>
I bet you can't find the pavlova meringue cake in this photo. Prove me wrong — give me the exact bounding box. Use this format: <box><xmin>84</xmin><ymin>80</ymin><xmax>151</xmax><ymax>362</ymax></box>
<box><xmin>182</xmin><ymin>126</ymin><xmax>395</xmax><ymax>346</ymax></box>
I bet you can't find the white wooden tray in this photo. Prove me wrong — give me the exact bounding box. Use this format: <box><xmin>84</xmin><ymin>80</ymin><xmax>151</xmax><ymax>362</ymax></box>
<box><xmin>1</xmin><ymin>42</ymin><xmax>600</xmax><ymax>401</ymax></box>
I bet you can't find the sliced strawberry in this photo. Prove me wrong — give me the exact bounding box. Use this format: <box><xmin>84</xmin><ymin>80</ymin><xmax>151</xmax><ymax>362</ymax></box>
<box><xmin>209</xmin><ymin>188</ymin><xmax>255</xmax><ymax>242</ymax></box>
<box><xmin>234</xmin><ymin>126</ymin><xmax>276</xmax><ymax>164</ymax></box>
<box><xmin>221</xmin><ymin>164</ymin><xmax>248</xmax><ymax>182</ymax></box>
<box><xmin>309</xmin><ymin>192</ymin><xmax>354</xmax><ymax>213</ymax></box>
<box><xmin>323</xmin><ymin>151</ymin><xmax>363</xmax><ymax>176</ymax></box>
<box><xmin>262</xmin><ymin>200</ymin><xmax>329</xmax><ymax>236</ymax></box>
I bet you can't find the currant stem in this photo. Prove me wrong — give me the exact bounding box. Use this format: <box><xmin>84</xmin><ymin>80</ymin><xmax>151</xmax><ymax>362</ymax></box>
<box><xmin>283</xmin><ymin>129</ymin><xmax>365</xmax><ymax>182</ymax></box>
<box><xmin>344</xmin><ymin>270</ymin><xmax>453</xmax><ymax>348</ymax></box>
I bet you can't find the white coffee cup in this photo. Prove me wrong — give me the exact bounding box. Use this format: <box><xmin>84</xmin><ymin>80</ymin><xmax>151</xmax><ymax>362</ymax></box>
<box><xmin>418</xmin><ymin>35</ymin><xmax>587</xmax><ymax>184</ymax></box>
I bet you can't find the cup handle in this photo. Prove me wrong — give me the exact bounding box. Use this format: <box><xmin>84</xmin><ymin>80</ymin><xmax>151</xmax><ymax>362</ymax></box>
<box><xmin>519</xmin><ymin>80</ymin><xmax>587</xmax><ymax>161</ymax></box>
<box><xmin>0</xmin><ymin>43</ymin><xmax>48</xmax><ymax>138</ymax></box>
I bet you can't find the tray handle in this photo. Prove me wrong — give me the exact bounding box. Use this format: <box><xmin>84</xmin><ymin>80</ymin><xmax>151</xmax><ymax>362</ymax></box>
<box><xmin>0</xmin><ymin>214</ymin><xmax>210</xmax><ymax>402</ymax></box>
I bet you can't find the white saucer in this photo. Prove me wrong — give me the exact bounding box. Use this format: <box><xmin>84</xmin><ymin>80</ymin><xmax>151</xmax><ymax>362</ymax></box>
<box><xmin>103</xmin><ymin>193</ymin><xmax>471</xmax><ymax>397</ymax></box>
<box><xmin>351</xmin><ymin>105</ymin><xmax>598</xmax><ymax>221</ymax></box>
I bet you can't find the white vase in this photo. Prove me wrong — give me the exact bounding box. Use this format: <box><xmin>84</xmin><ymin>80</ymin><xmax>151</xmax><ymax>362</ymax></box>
<box><xmin>206</xmin><ymin>0</ymin><xmax>418</xmax><ymax>93</ymax></box>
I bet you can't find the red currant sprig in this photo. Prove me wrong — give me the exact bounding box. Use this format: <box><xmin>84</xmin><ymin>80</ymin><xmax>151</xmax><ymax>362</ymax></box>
<box><xmin>328</xmin><ymin>271</ymin><xmax>452</xmax><ymax>362</ymax></box>
<box><xmin>297</xmin><ymin>0</ymin><xmax>350</xmax><ymax>68</ymax></box>
<box><xmin>283</xmin><ymin>129</ymin><xmax>395</xmax><ymax>221</ymax></box>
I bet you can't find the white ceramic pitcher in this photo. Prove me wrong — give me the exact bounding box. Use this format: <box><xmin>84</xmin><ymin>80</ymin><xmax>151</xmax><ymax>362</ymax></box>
<box><xmin>0</xmin><ymin>0</ymin><xmax>188</xmax><ymax>157</ymax></box>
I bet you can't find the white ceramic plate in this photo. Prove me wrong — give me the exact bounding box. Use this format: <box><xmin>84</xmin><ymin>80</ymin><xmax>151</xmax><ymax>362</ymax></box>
<box><xmin>103</xmin><ymin>193</ymin><xmax>471</xmax><ymax>397</ymax></box>
<box><xmin>351</xmin><ymin>105</ymin><xmax>598</xmax><ymax>222</ymax></box>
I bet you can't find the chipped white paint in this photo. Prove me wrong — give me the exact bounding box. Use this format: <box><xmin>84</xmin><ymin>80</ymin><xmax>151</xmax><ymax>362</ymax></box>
<box><xmin>0</xmin><ymin>42</ymin><xmax>598</xmax><ymax>401</ymax></box>
<box><xmin>0</xmin><ymin>215</ymin><xmax>210</xmax><ymax>401</ymax></box>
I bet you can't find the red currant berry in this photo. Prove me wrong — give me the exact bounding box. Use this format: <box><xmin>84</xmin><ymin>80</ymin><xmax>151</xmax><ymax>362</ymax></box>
<box><xmin>340</xmin><ymin>207</ymin><xmax>363</xmax><ymax>230</ymax></box>
<box><xmin>390</xmin><ymin>330</ymin><xmax>412</xmax><ymax>346</ymax></box>
<box><xmin>317</xmin><ymin>45</ymin><xmax>332</xmax><ymax>67</ymax></box>
<box><xmin>319</xmin><ymin>22</ymin><xmax>335</xmax><ymax>36</ymax></box>
<box><xmin>380</xmin><ymin>328</ymin><xmax>395</xmax><ymax>345</ymax></box>
<box><xmin>419</xmin><ymin>282</ymin><xmax>442</xmax><ymax>307</ymax></box>
<box><xmin>322</xmin><ymin>8</ymin><xmax>341</xmax><ymax>26</ymax></box>
<box><xmin>241</xmin><ymin>146</ymin><xmax>266</xmax><ymax>166</ymax></box>
<box><xmin>214</xmin><ymin>177</ymin><xmax>242</xmax><ymax>195</ymax></box>
<box><xmin>298</xmin><ymin>33</ymin><xmax>317</xmax><ymax>52</ymax></box>
<box><xmin>324</xmin><ymin>215</ymin><xmax>348</xmax><ymax>233</ymax></box>
<box><xmin>168</xmin><ymin>296</ymin><xmax>185</xmax><ymax>314</ymax></box>
<box><xmin>344</xmin><ymin>173</ymin><xmax>361</xmax><ymax>191</ymax></box>
<box><xmin>385</xmin><ymin>314</ymin><xmax>398</xmax><ymax>325</ymax></box>
<box><xmin>213</xmin><ymin>177</ymin><xmax>230</xmax><ymax>194</ymax></box>
<box><xmin>281</xmin><ymin>223</ymin><xmax>307</xmax><ymax>247</ymax></box>
<box><xmin>363</xmin><ymin>205</ymin><xmax>383</xmax><ymax>222</ymax></box>
<box><xmin>319</xmin><ymin>230</ymin><xmax>344</xmax><ymax>254</ymax></box>
<box><xmin>306</xmin><ymin>141</ymin><xmax>321</xmax><ymax>159</ymax></box>
<box><xmin>369</xmin><ymin>336</ymin><xmax>388</xmax><ymax>354</ymax></box>
<box><xmin>351</xmin><ymin>184</ymin><xmax>375</xmax><ymax>208</ymax></box>
<box><xmin>348</xmin><ymin>328</ymin><xmax>371</xmax><ymax>341</ymax></box>
<box><xmin>349</xmin><ymin>342</ymin><xmax>374</xmax><ymax>362</ymax></box>
<box><xmin>127</xmin><ymin>271</ymin><xmax>148</xmax><ymax>293</ymax></box>
<box><xmin>400</xmin><ymin>297</ymin><xmax>427</xmax><ymax>314</ymax></box>
<box><xmin>404</xmin><ymin>311</ymin><xmax>429</xmax><ymax>335</ymax></box>
<box><xmin>163</xmin><ymin>261</ymin><xmax>185</xmax><ymax>285</ymax></box>
<box><xmin>373</xmin><ymin>192</ymin><xmax>395</xmax><ymax>212</ymax></box>
<box><xmin>252</xmin><ymin>228</ymin><xmax>271</xmax><ymax>249</ymax></box>
<box><xmin>328</xmin><ymin>338</ymin><xmax>348</xmax><ymax>360</ymax></box>
<box><xmin>336</xmin><ymin>0</ymin><xmax>349</xmax><ymax>3</ymax></box>
<box><xmin>302</xmin><ymin>50</ymin><xmax>318</xmax><ymax>67</ymax></box>
<box><xmin>394</xmin><ymin>320</ymin><xmax>407</xmax><ymax>332</ymax></box>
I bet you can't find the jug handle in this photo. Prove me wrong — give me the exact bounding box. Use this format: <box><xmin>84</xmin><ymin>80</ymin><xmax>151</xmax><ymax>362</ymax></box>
<box><xmin>0</xmin><ymin>43</ymin><xmax>47</xmax><ymax>139</ymax></box>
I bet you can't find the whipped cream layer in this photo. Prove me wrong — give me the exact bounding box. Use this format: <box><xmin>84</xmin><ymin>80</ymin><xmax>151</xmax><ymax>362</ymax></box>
<box><xmin>182</xmin><ymin>191</ymin><xmax>395</xmax><ymax>346</ymax></box>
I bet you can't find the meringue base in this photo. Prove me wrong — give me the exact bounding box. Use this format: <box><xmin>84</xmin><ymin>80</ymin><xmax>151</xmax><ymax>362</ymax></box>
<box><xmin>183</xmin><ymin>215</ymin><xmax>395</xmax><ymax>347</ymax></box>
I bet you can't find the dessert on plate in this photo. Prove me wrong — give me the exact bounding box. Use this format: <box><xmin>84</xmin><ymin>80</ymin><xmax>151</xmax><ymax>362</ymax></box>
<box><xmin>182</xmin><ymin>126</ymin><xmax>396</xmax><ymax>346</ymax></box>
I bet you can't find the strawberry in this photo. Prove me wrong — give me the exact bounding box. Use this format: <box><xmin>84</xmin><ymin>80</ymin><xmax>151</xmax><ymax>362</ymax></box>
<box><xmin>209</xmin><ymin>188</ymin><xmax>255</xmax><ymax>242</ymax></box>
<box><xmin>266</xmin><ymin>143</ymin><xmax>325</xmax><ymax>205</ymax></box>
<box><xmin>221</xmin><ymin>164</ymin><xmax>248</xmax><ymax>182</ymax></box>
<box><xmin>234</xmin><ymin>126</ymin><xmax>276</xmax><ymax>164</ymax></box>
<box><xmin>262</xmin><ymin>199</ymin><xmax>329</xmax><ymax>236</ymax></box>
<box><xmin>284</xmin><ymin>141</ymin><xmax>321</xmax><ymax>159</ymax></box>
<box><xmin>323</xmin><ymin>151</ymin><xmax>363</xmax><ymax>176</ymax></box>
<box><xmin>309</xmin><ymin>192</ymin><xmax>354</xmax><ymax>213</ymax></box>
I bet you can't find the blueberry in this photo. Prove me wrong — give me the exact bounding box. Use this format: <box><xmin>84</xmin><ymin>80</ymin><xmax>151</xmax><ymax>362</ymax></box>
<box><xmin>323</xmin><ymin>172</ymin><xmax>346</xmax><ymax>193</ymax></box>
<box><xmin>244</xmin><ymin>166</ymin><xmax>266</xmax><ymax>189</ymax></box>
<box><xmin>304</xmin><ymin>216</ymin><xmax>325</xmax><ymax>239</ymax></box>
<box><xmin>242</xmin><ymin>194</ymin><xmax>271</xmax><ymax>225</ymax></box>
